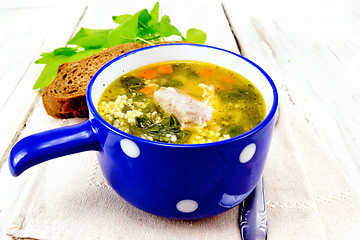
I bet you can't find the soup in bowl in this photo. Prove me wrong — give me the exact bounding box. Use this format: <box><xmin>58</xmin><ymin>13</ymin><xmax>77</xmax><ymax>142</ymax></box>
<box><xmin>9</xmin><ymin>43</ymin><xmax>278</xmax><ymax>220</ymax></box>
<box><xmin>98</xmin><ymin>60</ymin><xmax>266</xmax><ymax>144</ymax></box>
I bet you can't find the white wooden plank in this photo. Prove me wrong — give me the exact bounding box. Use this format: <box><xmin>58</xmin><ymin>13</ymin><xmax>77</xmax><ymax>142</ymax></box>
<box><xmin>0</xmin><ymin>2</ymin><xmax>87</xmax><ymax>166</ymax></box>
<box><xmin>0</xmin><ymin>0</ymin><xmax>57</xmax><ymax>8</ymax></box>
<box><xmin>0</xmin><ymin>8</ymin><xmax>46</xmax><ymax>108</ymax></box>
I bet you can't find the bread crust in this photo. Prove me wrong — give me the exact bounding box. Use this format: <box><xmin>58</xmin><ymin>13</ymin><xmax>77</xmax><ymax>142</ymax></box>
<box><xmin>41</xmin><ymin>42</ymin><xmax>153</xmax><ymax>118</ymax></box>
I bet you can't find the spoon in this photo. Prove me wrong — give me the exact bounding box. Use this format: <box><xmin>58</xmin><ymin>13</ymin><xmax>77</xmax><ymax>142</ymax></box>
<box><xmin>239</xmin><ymin>176</ymin><xmax>268</xmax><ymax>240</ymax></box>
<box><xmin>239</xmin><ymin>107</ymin><xmax>279</xmax><ymax>240</ymax></box>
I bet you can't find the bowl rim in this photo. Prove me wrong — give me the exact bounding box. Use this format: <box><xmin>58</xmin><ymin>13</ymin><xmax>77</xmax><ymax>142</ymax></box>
<box><xmin>87</xmin><ymin>43</ymin><xmax>278</xmax><ymax>148</ymax></box>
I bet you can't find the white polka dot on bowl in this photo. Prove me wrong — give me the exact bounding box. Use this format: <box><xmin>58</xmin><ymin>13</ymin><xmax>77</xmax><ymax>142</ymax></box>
<box><xmin>239</xmin><ymin>143</ymin><xmax>256</xmax><ymax>163</ymax></box>
<box><xmin>176</xmin><ymin>199</ymin><xmax>198</xmax><ymax>213</ymax></box>
<box><xmin>120</xmin><ymin>139</ymin><xmax>140</xmax><ymax>158</ymax></box>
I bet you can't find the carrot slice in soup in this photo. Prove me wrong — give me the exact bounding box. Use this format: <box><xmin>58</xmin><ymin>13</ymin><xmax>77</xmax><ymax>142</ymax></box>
<box><xmin>158</xmin><ymin>64</ymin><xmax>174</xmax><ymax>75</ymax></box>
<box><xmin>215</xmin><ymin>83</ymin><xmax>226</xmax><ymax>91</ymax></box>
<box><xmin>199</xmin><ymin>68</ymin><xmax>215</xmax><ymax>79</ymax></box>
<box><xmin>139</xmin><ymin>86</ymin><xmax>155</xmax><ymax>95</ymax></box>
<box><xmin>139</xmin><ymin>68</ymin><xmax>158</xmax><ymax>79</ymax></box>
<box><xmin>220</xmin><ymin>75</ymin><xmax>235</xmax><ymax>84</ymax></box>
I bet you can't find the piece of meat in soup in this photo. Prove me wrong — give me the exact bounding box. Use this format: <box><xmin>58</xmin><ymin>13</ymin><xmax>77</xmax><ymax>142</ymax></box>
<box><xmin>154</xmin><ymin>87</ymin><xmax>213</xmax><ymax>127</ymax></box>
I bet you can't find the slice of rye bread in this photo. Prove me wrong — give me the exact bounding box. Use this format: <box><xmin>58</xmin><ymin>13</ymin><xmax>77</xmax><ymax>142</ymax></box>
<box><xmin>42</xmin><ymin>41</ymin><xmax>185</xmax><ymax>118</ymax></box>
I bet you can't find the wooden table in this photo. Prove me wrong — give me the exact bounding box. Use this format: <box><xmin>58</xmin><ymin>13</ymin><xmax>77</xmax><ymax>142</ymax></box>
<box><xmin>1</xmin><ymin>0</ymin><xmax>359</xmax><ymax>239</ymax></box>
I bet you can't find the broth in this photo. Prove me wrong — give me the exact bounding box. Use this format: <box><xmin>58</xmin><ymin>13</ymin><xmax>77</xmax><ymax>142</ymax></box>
<box><xmin>98</xmin><ymin>61</ymin><xmax>266</xmax><ymax>144</ymax></box>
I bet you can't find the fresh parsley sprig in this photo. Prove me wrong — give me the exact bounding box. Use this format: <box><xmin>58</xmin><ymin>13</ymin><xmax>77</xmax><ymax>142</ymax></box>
<box><xmin>33</xmin><ymin>2</ymin><xmax>207</xmax><ymax>89</ymax></box>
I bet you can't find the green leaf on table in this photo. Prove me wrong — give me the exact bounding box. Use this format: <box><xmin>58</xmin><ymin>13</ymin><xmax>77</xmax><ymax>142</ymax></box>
<box><xmin>112</xmin><ymin>14</ymin><xmax>132</xmax><ymax>25</ymax></box>
<box><xmin>33</xmin><ymin>56</ymin><xmax>69</xmax><ymax>89</ymax></box>
<box><xmin>107</xmin><ymin>10</ymin><xmax>145</xmax><ymax>46</ymax></box>
<box><xmin>149</xmin><ymin>2</ymin><xmax>159</xmax><ymax>26</ymax></box>
<box><xmin>67</xmin><ymin>28</ymin><xmax>111</xmax><ymax>49</ymax></box>
<box><xmin>135</xmin><ymin>2</ymin><xmax>160</xmax><ymax>42</ymax></box>
<box><xmin>32</xmin><ymin>2</ymin><xmax>207</xmax><ymax>89</ymax></box>
<box><xmin>53</xmin><ymin>47</ymin><xmax>78</xmax><ymax>56</ymax></box>
<box><xmin>138</xmin><ymin>9</ymin><xmax>152</xmax><ymax>28</ymax></box>
<box><xmin>33</xmin><ymin>48</ymin><xmax>103</xmax><ymax>89</ymax></box>
<box><xmin>186</xmin><ymin>28</ymin><xmax>207</xmax><ymax>44</ymax></box>
<box><xmin>151</xmin><ymin>15</ymin><xmax>183</xmax><ymax>39</ymax></box>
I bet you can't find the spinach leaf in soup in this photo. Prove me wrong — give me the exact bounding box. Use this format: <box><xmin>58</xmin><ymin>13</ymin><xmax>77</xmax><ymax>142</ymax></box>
<box><xmin>143</xmin><ymin>102</ymin><xmax>158</xmax><ymax>113</ymax></box>
<box><xmin>218</xmin><ymin>86</ymin><xmax>259</xmax><ymax>103</ymax></box>
<box><xmin>163</xmin><ymin>78</ymin><xmax>184</xmax><ymax>87</ymax></box>
<box><xmin>222</xmin><ymin>124</ymin><xmax>245</xmax><ymax>138</ymax></box>
<box><xmin>135</xmin><ymin>114</ymin><xmax>192</xmax><ymax>143</ymax></box>
<box><xmin>135</xmin><ymin>115</ymin><xmax>154</xmax><ymax>129</ymax></box>
<box><xmin>133</xmin><ymin>94</ymin><xmax>149</xmax><ymax>102</ymax></box>
<box><xmin>172</xmin><ymin>63</ymin><xmax>199</xmax><ymax>79</ymax></box>
<box><xmin>186</xmin><ymin>69</ymin><xmax>200</xmax><ymax>79</ymax></box>
<box><xmin>121</xmin><ymin>76</ymin><xmax>144</xmax><ymax>93</ymax></box>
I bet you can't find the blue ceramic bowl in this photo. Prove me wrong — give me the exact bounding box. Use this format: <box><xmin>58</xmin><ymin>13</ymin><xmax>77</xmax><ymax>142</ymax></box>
<box><xmin>9</xmin><ymin>44</ymin><xmax>278</xmax><ymax>220</ymax></box>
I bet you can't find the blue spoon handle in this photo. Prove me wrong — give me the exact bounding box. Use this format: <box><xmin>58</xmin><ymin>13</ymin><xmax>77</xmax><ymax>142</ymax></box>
<box><xmin>239</xmin><ymin>176</ymin><xmax>268</xmax><ymax>240</ymax></box>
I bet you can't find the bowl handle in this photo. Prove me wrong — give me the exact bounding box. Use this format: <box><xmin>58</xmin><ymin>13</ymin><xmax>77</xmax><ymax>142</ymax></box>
<box><xmin>9</xmin><ymin>120</ymin><xmax>100</xmax><ymax>177</ymax></box>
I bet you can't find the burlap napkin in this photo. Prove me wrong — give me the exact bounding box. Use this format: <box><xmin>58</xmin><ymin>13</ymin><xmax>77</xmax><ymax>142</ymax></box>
<box><xmin>265</xmin><ymin>93</ymin><xmax>360</xmax><ymax>239</ymax></box>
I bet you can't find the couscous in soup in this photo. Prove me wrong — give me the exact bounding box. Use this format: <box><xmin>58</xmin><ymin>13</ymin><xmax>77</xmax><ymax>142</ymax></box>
<box><xmin>98</xmin><ymin>61</ymin><xmax>266</xmax><ymax>144</ymax></box>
